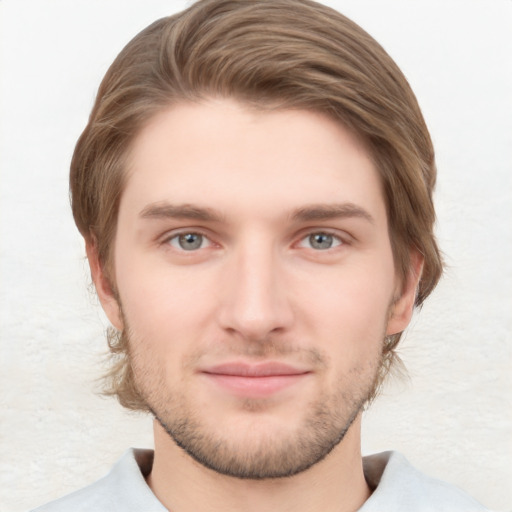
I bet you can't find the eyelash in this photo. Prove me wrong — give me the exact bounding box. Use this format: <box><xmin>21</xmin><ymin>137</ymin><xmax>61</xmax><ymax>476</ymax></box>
<box><xmin>297</xmin><ymin>232</ymin><xmax>344</xmax><ymax>251</ymax></box>
<box><xmin>161</xmin><ymin>229</ymin><xmax>347</xmax><ymax>253</ymax></box>
<box><xmin>162</xmin><ymin>230</ymin><xmax>213</xmax><ymax>252</ymax></box>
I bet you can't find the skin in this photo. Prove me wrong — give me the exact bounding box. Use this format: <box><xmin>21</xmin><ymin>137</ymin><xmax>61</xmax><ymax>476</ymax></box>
<box><xmin>89</xmin><ymin>98</ymin><xmax>422</xmax><ymax>512</ymax></box>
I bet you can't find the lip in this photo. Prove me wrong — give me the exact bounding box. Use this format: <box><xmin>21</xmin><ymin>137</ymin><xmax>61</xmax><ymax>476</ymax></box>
<box><xmin>200</xmin><ymin>362</ymin><xmax>311</xmax><ymax>398</ymax></box>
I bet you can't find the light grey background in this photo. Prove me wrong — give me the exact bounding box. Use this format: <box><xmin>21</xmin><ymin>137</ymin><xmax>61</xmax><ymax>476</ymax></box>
<box><xmin>1</xmin><ymin>1</ymin><xmax>511</xmax><ymax>511</ymax></box>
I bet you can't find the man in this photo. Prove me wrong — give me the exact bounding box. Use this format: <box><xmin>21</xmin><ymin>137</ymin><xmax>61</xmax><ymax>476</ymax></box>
<box><xmin>32</xmin><ymin>0</ymin><xmax>492</xmax><ymax>510</ymax></box>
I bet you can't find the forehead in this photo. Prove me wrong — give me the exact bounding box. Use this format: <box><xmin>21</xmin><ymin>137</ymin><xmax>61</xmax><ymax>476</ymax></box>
<box><xmin>121</xmin><ymin>98</ymin><xmax>386</xmax><ymax>225</ymax></box>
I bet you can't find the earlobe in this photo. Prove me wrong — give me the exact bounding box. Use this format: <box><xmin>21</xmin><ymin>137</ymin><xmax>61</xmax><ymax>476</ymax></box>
<box><xmin>386</xmin><ymin>249</ymin><xmax>424</xmax><ymax>336</ymax></box>
<box><xmin>85</xmin><ymin>238</ymin><xmax>124</xmax><ymax>331</ymax></box>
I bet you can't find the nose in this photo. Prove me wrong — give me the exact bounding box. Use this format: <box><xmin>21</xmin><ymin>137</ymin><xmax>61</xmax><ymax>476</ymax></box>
<box><xmin>217</xmin><ymin>241</ymin><xmax>294</xmax><ymax>342</ymax></box>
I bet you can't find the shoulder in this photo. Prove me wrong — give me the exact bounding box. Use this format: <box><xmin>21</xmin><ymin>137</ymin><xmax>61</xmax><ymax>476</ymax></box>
<box><xmin>30</xmin><ymin>449</ymin><xmax>166</xmax><ymax>512</ymax></box>
<box><xmin>360</xmin><ymin>451</ymin><xmax>493</xmax><ymax>512</ymax></box>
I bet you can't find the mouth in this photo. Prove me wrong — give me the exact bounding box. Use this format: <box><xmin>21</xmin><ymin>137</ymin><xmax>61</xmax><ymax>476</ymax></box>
<box><xmin>200</xmin><ymin>362</ymin><xmax>312</xmax><ymax>398</ymax></box>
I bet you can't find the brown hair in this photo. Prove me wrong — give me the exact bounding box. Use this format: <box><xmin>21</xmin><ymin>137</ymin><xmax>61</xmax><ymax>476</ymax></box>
<box><xmin>71</xmin><ymin>0</ymin><xmax>443</xmax><ymax>410</ymax></box>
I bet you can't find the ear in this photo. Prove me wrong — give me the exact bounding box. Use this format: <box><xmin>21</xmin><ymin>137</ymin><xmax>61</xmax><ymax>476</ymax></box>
<box><xmin>86</xmin><ymin>238</ymin><xmax>124</xmax><ymax>331</ymax></box>
<box><xmin>386</xmin><ymin>249</ymin><xmax>424</xmax><ymax>336</ymax></box>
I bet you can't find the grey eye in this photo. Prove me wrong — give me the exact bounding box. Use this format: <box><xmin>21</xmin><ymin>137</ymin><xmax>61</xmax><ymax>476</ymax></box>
<box><xmin>173</xmin><ymin>233</ymin><xmax>205</xmax><ymax>250</ymax></box>
<box><xmin>309</xmin><ymin>233</ymin><xmax>334</xmax><ymax>249</ymax></box>
<box><xmin>297</xmin><ymin>232</ymin><xmax>342</xmax><ymax>250</ymax></box>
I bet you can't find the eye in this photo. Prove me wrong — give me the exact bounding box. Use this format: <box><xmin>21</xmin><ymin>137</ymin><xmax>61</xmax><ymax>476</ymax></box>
<box><xmin>299</xmin><ymin>232</ymin><xmax>343</xmax><ymax>250</ymax></box>
<box><xmin>167</xmin><ymin>232</ymin><xmax>211</xmax><ymax>251</ymax></box>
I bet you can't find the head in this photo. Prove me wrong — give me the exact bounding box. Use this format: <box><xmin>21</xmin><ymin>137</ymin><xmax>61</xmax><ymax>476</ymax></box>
<box><xmin>71</xmin><ymin>0</ymin><xmax>442</xmax><ymax>476</ymax></box>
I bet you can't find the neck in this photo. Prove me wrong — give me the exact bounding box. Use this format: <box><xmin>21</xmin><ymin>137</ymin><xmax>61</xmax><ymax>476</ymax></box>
<box><xmin>146</xmin><ymin>416</ymin><xmax>371</xmax><ymax>512</ymax></box>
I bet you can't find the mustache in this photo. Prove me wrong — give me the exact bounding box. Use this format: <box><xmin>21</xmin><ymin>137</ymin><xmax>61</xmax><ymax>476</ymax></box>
<box><xmin>182</xmin><ymin>337</ymin><xmax>329</xmax><ymax>370</ymax></box>
<box><xmin>120</xmin><ymin>313</ymin><xmax>329</xmax><ymax>369</ymax></box>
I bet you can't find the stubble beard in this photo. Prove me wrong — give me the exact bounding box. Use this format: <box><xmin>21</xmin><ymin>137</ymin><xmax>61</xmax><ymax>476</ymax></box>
<box><xmin>127</xmin><ymin>330</ymin><xmax>382</xmax><ymax>481</ymax></box>
<box><xmin>151</xmin><ymin>387</ymin><xmax>367</xmax><ymax>480</ymax></box>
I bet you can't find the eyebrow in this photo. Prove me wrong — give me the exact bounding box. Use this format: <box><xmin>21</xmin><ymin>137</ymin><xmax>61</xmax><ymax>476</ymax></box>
<box><xmin>139</xmin><ymin>202</ymin><xmax>224</xmax><ymax>223</ymax></box>
<box><xmin>139</xmin><ymin>201</ymin><xmax>374</xmax><ymax>225</ymax></box>
<box><xmin>291</xmin><ymin>203</ymin><xmax>374</xmax><ymax>224</ymax></box>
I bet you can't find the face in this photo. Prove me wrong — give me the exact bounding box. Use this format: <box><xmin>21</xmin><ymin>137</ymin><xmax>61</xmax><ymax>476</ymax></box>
<box><xmin>93</xmin><ymin>98</ymin><xmax>418</xmax><ymax>479</ymax></box>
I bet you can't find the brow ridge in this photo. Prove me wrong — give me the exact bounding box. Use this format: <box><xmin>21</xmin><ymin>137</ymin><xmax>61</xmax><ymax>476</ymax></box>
<box><xmin>139</xmin><ymin>201</ymin><xmax>373</xmax><ymax>225</ymax></box>
<box><xmin>139</xmin><ymin>202</ymin><xmax>224</xmax><ymax>222</ymax></box>
<box><xmin>291</xmin><ymin>203</ymin><xmax>374</xmax><ymax>223</ymax></box>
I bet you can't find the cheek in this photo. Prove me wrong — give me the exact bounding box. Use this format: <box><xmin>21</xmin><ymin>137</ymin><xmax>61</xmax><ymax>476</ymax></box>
<box><xmin>296</xmin><ymin>260</ymin><xmax>395</xmax><ymax>355</ymax></box>
<box><xmin>114</xmin><ymin>254</ymin><xmax>219</xmax><ymax>352</ymax></box>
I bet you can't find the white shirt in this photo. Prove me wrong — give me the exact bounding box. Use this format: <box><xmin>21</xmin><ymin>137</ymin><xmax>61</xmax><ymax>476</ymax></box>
<box><xmin>32</xmin><ymin>448</ymin><xmax>492</xmax><ymax>512</ymax></box>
